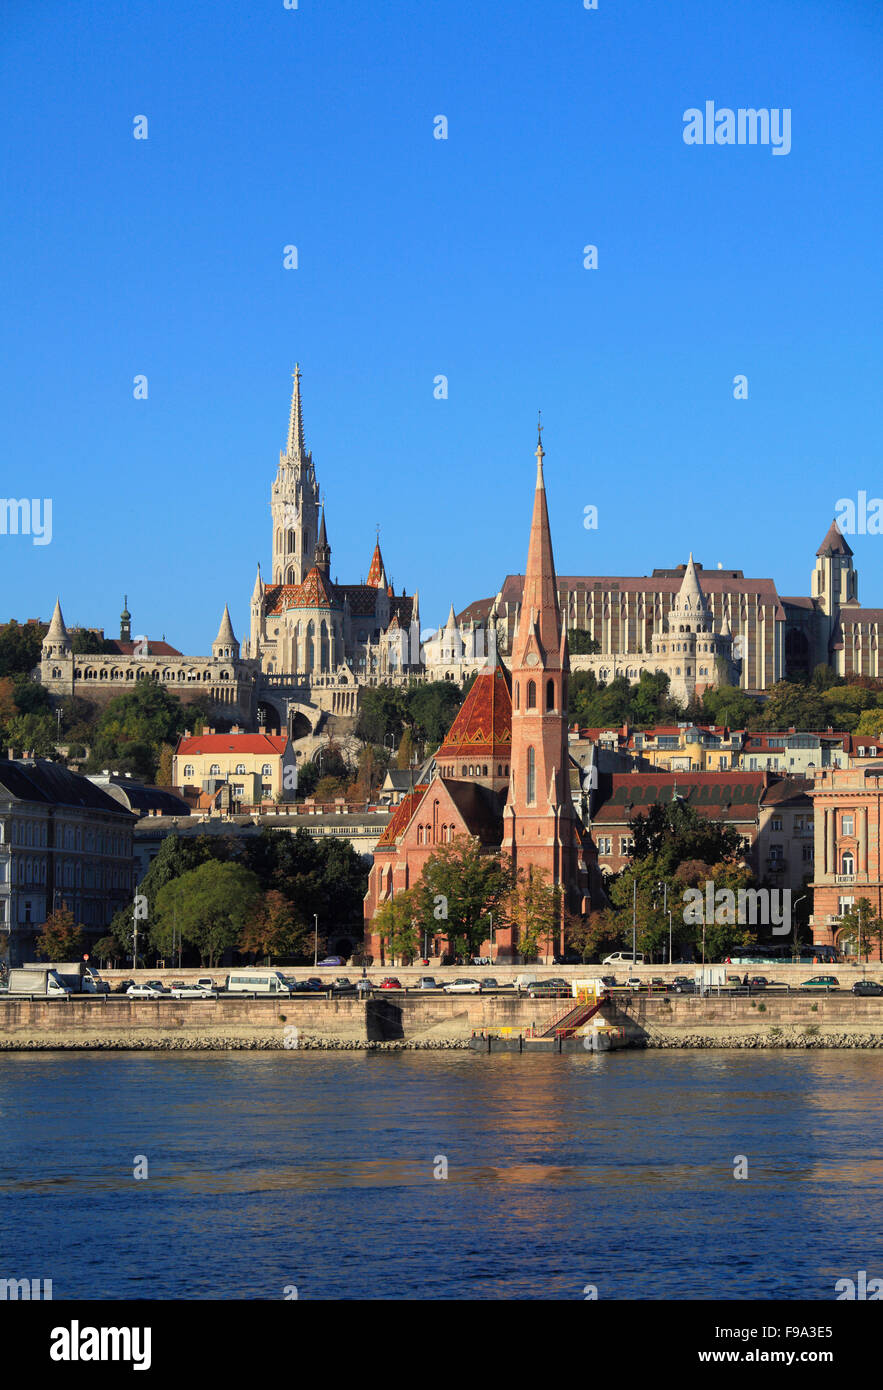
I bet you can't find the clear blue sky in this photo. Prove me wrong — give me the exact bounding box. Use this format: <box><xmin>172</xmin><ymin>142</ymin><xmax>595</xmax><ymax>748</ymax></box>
<box><xmin>2</xmin><ymin>0</ymin><xmax>882</xmax><ymax>653</ymax></box>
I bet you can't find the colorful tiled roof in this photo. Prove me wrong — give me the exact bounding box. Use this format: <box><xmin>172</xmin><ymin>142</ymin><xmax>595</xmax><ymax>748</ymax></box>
<box><xmin>436</xmin><ymin>662</ymin><xmax>512</xmax><ymax>763</ymax></box>
<box><xmin>367</xmin><ymin>541</ymin><xmax>386</xmax><ymax>588</ymax></box>
<box><xmin>263</xmin><ymin>569</ymin><xmax>338</xmax><ymax>614</ymax></box>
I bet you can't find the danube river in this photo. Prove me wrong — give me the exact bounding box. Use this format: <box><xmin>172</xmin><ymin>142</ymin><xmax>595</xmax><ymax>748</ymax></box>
<box><xmin>1</xmin><ymin>1050</ymin><xmax>880</xmax><ymax>1300</ymax></box>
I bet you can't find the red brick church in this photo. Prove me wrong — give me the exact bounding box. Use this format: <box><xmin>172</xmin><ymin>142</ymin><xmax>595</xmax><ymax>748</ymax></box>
<box><xmin>363</xmin><ymin>430</ymin><xmax>595</xmax><ymax>961</ymax></box>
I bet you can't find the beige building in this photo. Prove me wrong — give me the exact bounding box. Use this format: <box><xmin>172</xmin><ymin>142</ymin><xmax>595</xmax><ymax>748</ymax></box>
<box><xmin>172</xmin><ymin>730</ymin><xmax>297</xmax><ymax>805</ymax></box>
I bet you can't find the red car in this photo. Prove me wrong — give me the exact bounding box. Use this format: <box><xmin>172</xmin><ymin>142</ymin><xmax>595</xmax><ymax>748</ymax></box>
<box><xmin>379</xmin><ymin>977</ymin><xmax>403</xmax><ymax>990</ymax></box>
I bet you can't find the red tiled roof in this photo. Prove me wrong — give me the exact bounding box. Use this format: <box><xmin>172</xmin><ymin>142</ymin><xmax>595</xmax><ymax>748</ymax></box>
<box><xmin>375</xmin><ymin>784</ymin><xmax>429</xmax><ymax>847</ymax></box>
<box><xmin>111</xmin><ymin>639</ymin><xmax>182</xmax><ymax>656</ymax></box>
<box><xmin>176</xmin><ymin>733</ymin><xmax>289</xmax><ymax>756</ymax></box>
<box><xmin>367</xmin><ymin>541</ymin><xmax>386</xmax><ymax>588</ymax></box>
<box><xmin>436</xmin><ymin>663</ymin><xmax>512</xmax><ymax>763</ymax></box>
<box><xmin>592</xmin><ymin>771</ymin><xmax>770</xmax><ymax>823</ymax></box>
<box><xmin>499</xmin><ymin>572</ymin><xmax>786</xmax><ymax>620</ymax></box>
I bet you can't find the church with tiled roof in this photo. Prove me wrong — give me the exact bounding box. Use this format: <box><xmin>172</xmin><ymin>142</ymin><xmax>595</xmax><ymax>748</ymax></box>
<box><xmin>363</xmin><ymin>430</ymin><xmax>598</xmax><ymax>963</ymax></box>
<box><xmin>245</xmin><ymin>367</ymin><xmax>421</xmax><ymax>722</ymax></box>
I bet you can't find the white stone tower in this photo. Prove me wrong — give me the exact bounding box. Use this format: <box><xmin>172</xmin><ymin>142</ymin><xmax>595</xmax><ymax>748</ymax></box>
<box><xmin>271</xmin><ymin>364</ymin><xmax>320</xmax><ymax>585</ymax></box>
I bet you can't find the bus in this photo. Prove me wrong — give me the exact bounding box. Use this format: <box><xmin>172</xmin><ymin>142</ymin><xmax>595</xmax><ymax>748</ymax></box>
<box><xmin>225</xmin><ymin>969</ymin><xmax>295</xmax><ymax>995</ymax></box>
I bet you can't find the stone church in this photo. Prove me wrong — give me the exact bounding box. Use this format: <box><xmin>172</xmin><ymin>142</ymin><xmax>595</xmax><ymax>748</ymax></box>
<box><xmin>39</xmin><ymin>366</ymin><xmax>423</xmax><ymax>740</ymax></box>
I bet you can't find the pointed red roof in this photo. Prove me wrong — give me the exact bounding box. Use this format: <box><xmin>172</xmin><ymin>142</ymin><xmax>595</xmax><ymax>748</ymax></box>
<box><xmin>436</xmin><ymin>662</ymin><xmax>512</xmax><ymax>763</ymax></box>
<box><xmin>511</xmin><ymin>443</ymin><xmax>562</xmax><ymax>664</ymax></box>
<box><xmin>367</xmin><ymin>540</ymin><xmax>386</xmax><ymax>587</ymax></box>
<box><xmin>817</xmin><ymin>519</ymin><xmax>853</xmax><ymax>558</ymax></box>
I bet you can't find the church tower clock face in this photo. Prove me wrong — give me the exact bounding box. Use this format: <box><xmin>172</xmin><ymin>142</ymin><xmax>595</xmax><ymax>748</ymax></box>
<box><xmin>525</xmin><ymin>651</ymin><xmax>539</xmax><ymax>666</ymax></box>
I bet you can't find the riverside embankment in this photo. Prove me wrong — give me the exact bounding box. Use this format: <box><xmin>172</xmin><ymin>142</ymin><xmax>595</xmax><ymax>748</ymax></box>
<box><xmin>1</xmin><ymin>990</ymin><xmax>882</xmax><ymax>1049</ymax></box>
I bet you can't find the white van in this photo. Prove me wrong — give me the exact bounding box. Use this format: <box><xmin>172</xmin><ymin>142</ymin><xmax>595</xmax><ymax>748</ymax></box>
<box><xmin>225</xmin><ymin>970</ymin><xmax>294</xmax><ymax>996</ymax></box>
<box><xmin>513</xmin><ymin>973</ymin><xmax>539</xmax><ymax>993</ymax></box>
<box><xmin>601</xmin><ymin>951</ymin><xmax>645</xmax><ymax>966</ymax></box>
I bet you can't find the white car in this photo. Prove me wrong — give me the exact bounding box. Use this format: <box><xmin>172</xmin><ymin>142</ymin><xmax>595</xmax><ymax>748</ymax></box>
<box><xmin>126</xmin><ymin>982</ymin><xmax>167</xmax><ymax>999</ymax></box>
<box><xmin>169</xmin><ymin>982</ymin><xmax>214</xmax><ymax>998</ymax></box>
<box><xmin>443</xmin><ymin>978</ymin><xmax>482</xmax><ymax>994</ymax></box>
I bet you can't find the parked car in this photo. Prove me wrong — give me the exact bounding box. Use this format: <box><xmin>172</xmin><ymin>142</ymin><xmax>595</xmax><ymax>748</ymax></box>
<box><xmin>599</xmin><ymin>974</ymin><xmax>617</xmax><ymax>988</ymax></box>
<box><xmin>196</xmin><ymin>977</ymin><xmax>218</xmax><ymax>993</ymax></box>
<box><xmin>670</xmin><ymin>977</ymin><xmax>695</xmax><ymax>994</ymax></box>
<box><xmin>527</xmin><ymin>982</ymin><xmax>571</xmax><ymax>997</ymax></box>
<box><xmin>169</xmin><ymin>981</ymin><xmax>214</xmax><ymax>998</ymax></box>
<box><xmin>355</xmin><ymin>977</ymin><xmax>373</xmax><ymax>995</ymax></box>
<box><xmin>482</xmin><ymin>977</ymin><xmax>500</xmax><ymax>990</ymax></box>
<box><xmin>417</xmin><ymin>976</ymin><xmax>438</xmax><ymax>990</ymax></box>
<box><xmin>800</xmin><ymin>975</ymin><xmax>840</xmax><ymax>990</ymax></box>
<box><xmin>126</xmin><ymin>981</ymin><xmax>167</xmax><ymax>999</ymax></box>
<box><xmin>748</xmin><ymin>976</ymin><xmax>769</xmax><ymax>990</ymax></box>
<box><xmin>853</xmin><ymin>980</ymin><xmax>883</xmax><ymax>996</ymax></box>
<box><xmin>443</xmin><ymin>978</ymin><xmax>482</xmax><ymax>994</ymax></box>
<box><xmin>113</xmin><ymin>978</ymin><xmax>135</xmax><ymax>994</ymax></box>
<box><xmin>318</xmin><ymin>956</ymin><xmax>346</xmax><ymax>966</ymax></box>
<box><xmin>379</xmin><ymin>977</ymin><xmax>403</xmax><ymax>991</ymax></box>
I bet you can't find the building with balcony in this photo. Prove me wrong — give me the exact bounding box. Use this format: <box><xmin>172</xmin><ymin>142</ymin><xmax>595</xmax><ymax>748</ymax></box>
<box><xmin>809</xmin><ymin>763</ymin><xmax>883</xmax><ymax>959</ymax></box>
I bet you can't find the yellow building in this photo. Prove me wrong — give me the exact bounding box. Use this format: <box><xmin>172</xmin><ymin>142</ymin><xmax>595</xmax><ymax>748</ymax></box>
<box><xmin>173</xmin><ymin>728</ymin><xmax>296</xmax><ymax>804</ymax></box>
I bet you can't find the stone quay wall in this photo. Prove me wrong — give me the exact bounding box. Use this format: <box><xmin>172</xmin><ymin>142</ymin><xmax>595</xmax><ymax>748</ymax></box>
<box><xmin>0</xmin><ymin>992</ymin><xmax>881</xmax><ymax>1050</ymax></box>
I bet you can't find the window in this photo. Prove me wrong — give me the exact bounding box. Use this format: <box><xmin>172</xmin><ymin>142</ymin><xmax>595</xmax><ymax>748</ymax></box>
<box><xmin>771</xmin><ymin>817</ymin><xmax>783</xmax><ymax>831</ymax></box>
<box><xmin>841</xmin><ymin>851</ymin><xmax>854</xmax><ymax>875</ymax></box>
<box><xmin>527</xmin><ymin>747</ymin><xmax>535</xmax><ymax>804</ymax></box>
<box><xmin>597</xmin><ymin>836</ymin><xmax>612</xmax><ymax>855</ymax></box>
<box><xmin>842</xmin><ymin>814</ymin><xmax>854</xmax><ymax>836</ymax></box>
<box><xmin>514</xmin><ymin>682</ymin><xmax>519</xmax><ymax>710</ymax></box>
<box><xmin>183</xmin><ymin>764</ymin><xmax>194</xmax><ymax>779</ymax></box>
<box><xmin>210</xmin><ymin>764</ymin><xmax>220</xmax><ymax>777</ymax></box>
<box><xmin>527</xmin><ymin>680</ymin><xmax>536</xmax><ymax>709</ymax></box>
<box><xmin>619</xmin><ymin>836</ymin><xmax>634</xmax><ymax>856</ymax></box>
<box><xmin>262</xmin><ymin>764</ymin><xmax>272</xmax><ymax>776</ymax></box>
<box><xmin>546</xmin><ymin>679</ymin><xmax>555</xmax><ymax>710</ymax></box>
<box><xmin>803</xmin><ymin>845</ymin><xmax>814</xmax><ymax>862</ymax></box>
<box><xmin>235</xmin><ymin>763</ymin><xmax>246</xmax><ymax>775</ymax></box>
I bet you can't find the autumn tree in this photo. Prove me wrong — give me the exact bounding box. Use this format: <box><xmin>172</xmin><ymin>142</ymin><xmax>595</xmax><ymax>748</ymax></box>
<box><xmin>239</xmin><ymin>890</ymin><xmax>307</xmax><ymax>962</ymax></box>
<box><xmin>34</xmin><ymin>907</ymin><xmax>83</xmax><ymax>961</ymax></box>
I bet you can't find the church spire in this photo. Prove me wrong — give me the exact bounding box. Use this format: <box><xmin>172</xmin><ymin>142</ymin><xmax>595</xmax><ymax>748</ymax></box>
<box><xmin>286</xmin><ymin>363</ymin><xmax>305</xmax><ymax>457</ymax></box>
<box><xmin>512</xmin><ymin>417</ymin><xmax>561</xmax><ymax>664</ymax></box>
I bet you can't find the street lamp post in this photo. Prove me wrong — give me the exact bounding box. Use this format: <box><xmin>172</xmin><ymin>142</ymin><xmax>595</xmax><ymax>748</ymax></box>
<box><xmin>313</xmin><ymin>914</ymin><xmax>319</xmax><ymax>969</ymax></box>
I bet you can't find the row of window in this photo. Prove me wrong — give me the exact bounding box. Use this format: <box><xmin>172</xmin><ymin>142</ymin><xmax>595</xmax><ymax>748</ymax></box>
<box><xmin>0</xmin><ymin>822</ymin><xmax>127</xmax><ymax>854</ymax></box>
<box><xmin>437</xmin><ymin>764</ymin><xmax>510</xmax><ymax>778</ymax></box>
<box><xmin>514</xmin><ymin>679</ymin><xmax>559</xmax><ymax>712</ymax></box>
<box><xmin>183</xmin><ymin>763</ymin><xmax>275</xmax><ymax>778</ymax></box>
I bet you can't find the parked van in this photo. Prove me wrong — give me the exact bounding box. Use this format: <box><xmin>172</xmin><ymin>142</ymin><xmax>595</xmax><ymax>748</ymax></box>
<box><xmin>601</xmin><ymin>951</ymin><xmax>645</xmax><ymax>966</ymax></box>
<box><xmin>513</xmin><ymin>973</ymin><xmax>539</xmax><ymax>993</ymax></box>
<box><xmin>225</xmin><ymin>969</ymin><xmax>294</xmax><ymax>996</ymax></box>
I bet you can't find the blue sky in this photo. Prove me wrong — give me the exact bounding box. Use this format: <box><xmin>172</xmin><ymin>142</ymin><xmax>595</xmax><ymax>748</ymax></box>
<box><xmin>2</xmin><ymin>0</ymin><xmax>882</xmax><ymax>653</ymax></box>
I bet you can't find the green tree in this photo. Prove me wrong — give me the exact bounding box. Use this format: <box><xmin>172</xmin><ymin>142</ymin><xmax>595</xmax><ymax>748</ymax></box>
<box><xmin>836</xmin><ymin>897</ymin><xmax>882</xmax><ymax>962</ymax></box>
<box><xmin>568</xmin><ymin>630</ymin><xmax>601</xmax><ymax>655</ymax></box>
<box><xmin>373</xmin><ymin>887</ymin><xmax>420</xmax><ymax>965</ymax></box>
<box><xmin>34</xmin><ymin>908</ymin><xmax>83</xmax><ymax>961</ymax></box>
<box><xmin>0</xmin><ymin>621</ymin><xmax>47</xmax><ymax>679</ymax></box>
<box><xmin>153</xmin><ymin>860</ymin><xmax>262</xmax><ymax>966</ymax></box>
<box><xmin>412</xmin><ymin>838</ymin><xmax>514</xmax><ymax>959</ymax></box>
<box><xmin>92</xmin><ymin>935</ymin><xmax>121</xmax><ymax>967</ymax></box>
<box><xmin>395</xmin><ymin>727</ymin><xmax>415</xmax><ymax>770</ymax></box>
<box><xmin>8</xmin><ymin>712</ymin><xmax>58</xmax><ymax>757</ymax></box>
<box><xmin>506</xmin><ymin>866</ymin><xmax>562</xmax><ymax>960</ymax></box>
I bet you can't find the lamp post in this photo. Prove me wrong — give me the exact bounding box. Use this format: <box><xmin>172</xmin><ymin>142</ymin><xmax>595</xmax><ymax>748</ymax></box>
<box><xmin>789</xmin><ymin>894</ymin><xmax>807</xmax><ymax>961</ymax></box>
<box><xmin>313</xmin><ymin>914</ymin><xmax>318</xmax><ymax>969</ymax></box>
<box><xmin>668</xmin><ymin>910</ymin><xmax>673</xmax><ymax>968</ymax></box>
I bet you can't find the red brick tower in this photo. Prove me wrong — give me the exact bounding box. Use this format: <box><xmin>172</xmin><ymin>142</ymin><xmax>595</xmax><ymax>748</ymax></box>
<box><xmin>503</xmin><ymin>426</ymin><xmax>589</xmax><ymax>942</ymax></box>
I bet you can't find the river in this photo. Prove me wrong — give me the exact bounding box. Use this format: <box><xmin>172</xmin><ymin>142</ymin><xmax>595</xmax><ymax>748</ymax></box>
<box><xmin>0</xmin><ymin>1050</ymin><xmax>880</xmax><ymax>1300</ymax></box>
